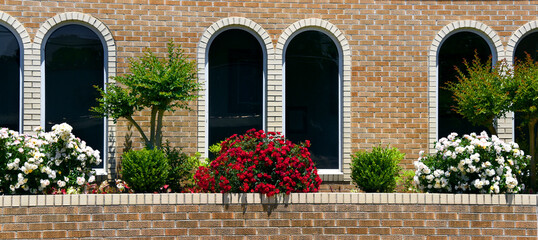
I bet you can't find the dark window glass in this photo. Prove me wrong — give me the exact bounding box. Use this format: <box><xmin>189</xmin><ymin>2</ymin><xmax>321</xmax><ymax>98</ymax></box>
<box><xmin>208</xmin><ymin>29</ymin><xmax>263</xmax><ymax>148</ymax></box>
<box><xmin>0</xmin><ymin>25</ymin><xmax>20</xmax><ymax>130</ymax></box>
<box><xmin>514</xmin><ymin>31</ymin><xmax>538</xmax><ymax>155</ymax></box>
<box><xmin>45</xmin><ymin>25</ymin><xmax>104</xmax><ymax>166</ymax></box>
<box><xmin>438</xmin><ymin>31</ymin><xmax>491</xmax><ymax>138</ymax></box>
<box><xmin>285</xmin><ymin>30</ymin><xmax>339</xmax><ymax>169</ymax></box>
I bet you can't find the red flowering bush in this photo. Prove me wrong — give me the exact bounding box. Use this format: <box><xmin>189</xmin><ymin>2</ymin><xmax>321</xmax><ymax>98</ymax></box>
<box><xmin>194</xmin><ymin>129</ymin><xmax>322</xmax><ymax>196</ymax></box>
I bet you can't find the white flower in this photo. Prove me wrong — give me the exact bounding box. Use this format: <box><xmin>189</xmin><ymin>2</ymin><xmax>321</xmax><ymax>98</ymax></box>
<box><xmin>447</xmin><ymin>132</ymin><xmax>458</xmax><ymax>141</ymax></box>
<box><xmin>57</xmin><ymin>180</ymin><xmax>66</xmax><ymax>188</ymax></box>
<box><xmin>505</xmin><ymin>177</ymin><xmax>518</xmax><ymax>189</ymax></box>
<box><xmin>470</xmin><ymin>153</ymin><xmax>480</xmax><ymax>162</ymax></box>
<box><xmin>77</xmin><ymin>154</ymin><xmax>87</xmax><ymax>161</ymax></box>
<box><xmin>76</xmin><ymin>177</ymin><xmax>85</xmax><ymax>186</ymax></box>
<box><xmin>88</xmin><ymin>175</ymin><xmax>95</xmax><ymax>183</ymax></box>
<box><xmin>52</xmin><ymin>123</ymin><xmax>73</xmax><ymax>141</ymax></box>
<box><xmin>40</xmin><ymin>179</ymin><xmax>50</xmax><ymax>189</ymax></box>
<box><xmin>444</xmin><ymin>150</ymin><xmax>453</xmax><ymax>159</ymax></box>
<box><xmin>433</xmin><ymin>170</ymin><xmax>444</xmax><ymax>178</ymax></box>
<box><xmin>434</xmin><ymin>180</ymin><xmax>442</xmax><ymax>189</ymax></box>
<box><xmin>473</xmin><ymin>179</ymin><xmax>484</xmax><ymax>189</ymax></box>
<box><xmin>423</xmin><ymin>167</ymin><xmax>431</xmax><ymax>174</ymax></box>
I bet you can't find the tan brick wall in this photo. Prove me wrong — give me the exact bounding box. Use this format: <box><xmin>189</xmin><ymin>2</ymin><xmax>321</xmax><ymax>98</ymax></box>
<box><xmin>1</xmin><ymin>1</ymin><xmax>537</xmax><ymax>179</ymax></box>
<box><xmin>0</xmin><ymin>193</ymin><xmax>536</xmax><ymax>239</ymax></box>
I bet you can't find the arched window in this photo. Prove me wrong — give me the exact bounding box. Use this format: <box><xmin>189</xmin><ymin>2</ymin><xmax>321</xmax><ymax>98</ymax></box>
<box><xmin>208</xmin><ymin>29</ymin><xmax>264</xmax><ymax>148</ymax></box>
<box><xmin>44</xmin><ymin>24</ymin><xmax>105</xmax><ymax>165</ymax></box>
<box><xmin>0</xmin><ymin>25</ymin><xmax>21</xmax><ymax>131</ymax></box>
<box><xmin>514</xmin><ymin>31</ymin><xmax>538</xmax><ymax>155</ymax></box>
<box><xmin>285</xmin><ymin>30</ymin><xmax>340</xmax><ymax>170</ymax></box>
<box><xmin>438</xmin><ymin>31</ymin><xmax>492</xmax><ymax>138</ymax></box>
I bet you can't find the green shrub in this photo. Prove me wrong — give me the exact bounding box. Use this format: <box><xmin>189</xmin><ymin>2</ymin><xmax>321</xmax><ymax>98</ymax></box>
<box><xmin>350</xmin><ymin>145</ymin><xmax>404</xmax><ymax>192</ymax></box>
<box><xmin>162</xmin><ymin>142</ymin><xmax>200</xmax><ymax>192</ymax></box>
<box><xmin>121</xmin><ymin>149</ymin><xmax>170</xmax><ymax>193</ymax></box>
<box><xmin>396</xmin><ymin>170</ymin><xmax>419</xmax><ymax>193</ymax></box>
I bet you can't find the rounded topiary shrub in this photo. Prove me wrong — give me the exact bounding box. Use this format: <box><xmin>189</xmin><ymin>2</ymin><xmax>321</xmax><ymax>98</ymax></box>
<box><xmin>194</xmin><ymin>129</ymin><xmax>322</xmax><ymax>196</ymax></box>
<box><xmin>121</xmin><ymin>149</ymin><xmax>170</xmax><ymax>193</ymax></box>
<box><xmin>350</xmin><ymin>145</ymin><xmax>404</xmax><ymax>192</ymax></box>
<box><xmin>415</xmin><ymin>132</ymin><xmax>529</xmax><ymax>194</ymax></box>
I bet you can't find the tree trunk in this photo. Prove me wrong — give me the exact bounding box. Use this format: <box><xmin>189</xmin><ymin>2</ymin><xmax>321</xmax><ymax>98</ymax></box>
<box><xmin>155</xmin><ymin>109</ymin><xmax>165</xmax><ymax>149</ymax></box>
<box><xmin>529</xmin><ymin>118</ymin><xmax>537</xmax><ymax>192</ymax></box>
<box><xmin>126</xmin><ymin>116</ymin><xmax>150</xmax><ymax>147</ymax></box>
<box><xmin>487</xmin><ymin>124</ymin><xmax>497</xmax><ymax>136</ymax></box>
<box><xmin>148</xmin><ymin>108</ymin><xmax>158</xmax><ymax>149</ymax></box>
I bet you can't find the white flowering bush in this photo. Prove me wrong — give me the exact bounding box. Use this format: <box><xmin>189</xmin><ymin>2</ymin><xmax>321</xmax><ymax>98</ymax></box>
<box><xmin>0</xmin><ymin>123</ymin><xmax>101</xmax><ymax>194</ymax></box>
<box><xmin>414</xmin><ymin>132</ymin><xmax>529</xmax><ymax>194</ymax></box>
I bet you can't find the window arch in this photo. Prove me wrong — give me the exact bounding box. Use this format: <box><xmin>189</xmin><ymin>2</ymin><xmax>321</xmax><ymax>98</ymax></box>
<box><xmin>437</xmin><ymin>30</ymin><xmax>493</xmax><ymax>138</ymax></box>
<box><xmin>43</xmin><ymin>23</ymin><xmax>106</xmax><ymax>167</ymax></box>
<box><xmin>197</xmin><ymin>17</ymin><xmax>273</xmax><ymax>157</ymax></box>
<box><xmin>207</xmin><ymin>28</ymin><xmax>265</xmax><ymax>149</ymax></box>
<box><xmin>429</xmin><ymin>21</ymin><xmax>504</xmax><ymax>147</ymax></box>
<box><xmin>0</xmin><ymin>24</ymin><xmax>21</xmax><ymax>131</ymax></box>
<box><xmin>284</xmin><ymin>29</ymin><xmax>341</xmax><ymax>171</ymax></box>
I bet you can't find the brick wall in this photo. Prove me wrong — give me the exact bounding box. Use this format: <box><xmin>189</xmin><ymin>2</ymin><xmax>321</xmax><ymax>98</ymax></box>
<box><xmin>1</xmin><ymin>1</ymin><xmax>538</xmax><ymax>180</ymax></box>
<box><xmin>0</xmin><ymin>193</ymin><xmax>536</xmax><ymax>239</ymax></box>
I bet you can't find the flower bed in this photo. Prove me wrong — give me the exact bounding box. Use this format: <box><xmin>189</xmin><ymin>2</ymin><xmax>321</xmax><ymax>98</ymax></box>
<box><xmin>0</xmin><ymin>124</ymin><xmax>100</xmax><ymax>195</ymax></box>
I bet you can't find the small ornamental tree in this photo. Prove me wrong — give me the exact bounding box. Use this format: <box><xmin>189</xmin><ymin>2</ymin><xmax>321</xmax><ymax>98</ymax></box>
<box><xmin>91</xmin><ymin>41</ymin><xmax>201</xmax><ymax>149</ymax></box>
<box><xmin>194</xmin><ymin>129</ymin><xmax>322</xmax><ymax>196</ymax></box>
<box><xmin>446</xmin><ymin>53</ymin><xmax>538</xmax><ymax>190</ymax></box>
<box><xmin>445</xmin><ymin>54</ymin><xmax>512</xmax><ymax>136</ymax></box>
<box><xmin>510</xmin><ymin>54</ymin><xmax>538</xmax><ymax>188</ymax></box>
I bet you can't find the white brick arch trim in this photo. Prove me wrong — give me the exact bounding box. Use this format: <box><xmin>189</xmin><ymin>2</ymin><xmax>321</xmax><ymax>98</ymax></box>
<box><xmin>0</xmin><ymin>11</ymin><xmax>31</xmax><ymax>133</ymax></box>
<box><xmin>32</xmin><ymin>12</ymin><xmax>116</xmax><ymax>175</ymax></box>
<box><xmin>276</xmin><ymin>19</ymin><xmax>352</xmax><ymax>181</ymax></box>
<box><xmin>428</xmin><ymin>20</ymin><xmax>507</xmax><ymax>150</ymax></box>
<box><xmin>33</xmin><ymin>12</ymin><xmax>116</xmax><ymax>72</ymax></box>
<box><xmin>196</xmin><ymin>17</ymin><xmax>275</xmax><ymax>157</ymax></box>
<box><xmin>506</xmin><ymin>20</ymin><xmax>538</xmax><ymax>64</ymax></box>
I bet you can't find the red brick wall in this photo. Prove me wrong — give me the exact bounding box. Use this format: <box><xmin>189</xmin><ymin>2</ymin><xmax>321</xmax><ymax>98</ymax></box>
<box><xmin>0</xmin><ymin>193</ymin><xmax>536</xmax><ymax>239</ymax></box>
<box><xmin>2</xmin><ymin>0</ymin><xmax>537</xmax><ymax>170</ymax></box>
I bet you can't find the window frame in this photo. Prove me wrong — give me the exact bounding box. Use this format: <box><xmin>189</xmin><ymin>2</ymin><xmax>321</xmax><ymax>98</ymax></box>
<box><xmin>40</xmin><ymin>22</ymin><xmax>109</xmax><ymax>175</ymax></box>
<box><xmin>435</xmin><ymin>29</ymin><xmax>497</xmax><ymax>140</ymax></box>
<box><xmin>204</xmin><ymin>26</ymin><xmax>268</xmax><ymax>153</ymax></box>
<box><xmin>282</xmin><ymin>27</ymin><xmax>343</xmax><ymax>174</ymax></box>
<box><xmin>0</xmin><ymin>22</ymin><xmax>24</xmax><ymax>132</ymax></box>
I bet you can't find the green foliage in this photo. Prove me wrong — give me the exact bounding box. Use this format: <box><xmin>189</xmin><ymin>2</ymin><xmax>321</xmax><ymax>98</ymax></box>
<box><xmin>396</xmin><ymin>170</ymin><xmax>419</xmax><ymax>193</ymax></box>
<box><xmin>446</xmin><ymin>54</ymin><xmax>511</xmax><ymax>136</ymax></box>
<box><xmin>91</xmin><ymin>41</ymin><xmax>201</xmax><ymax>149</ymax></box>
<box><xmin>350</xmin><ymin>145</ymin><xmax>404</xmax><ymax>193</ymax></box>
<box><xmin>162</xmin><ymin>142</ymin><xmax>201</xmax><ymax>192</ymax></box>
<box><xmin>121</xmin><ymin>149</ymin><xmax>170</xmax><ymax>193</ymax></box>
<box><xmin>510</xmin><ymin>54</ymin><xmax>538</xmax><ymax>189</ymax></box>
<box><xmin>510</xmin><ymin>54</ymin><xmax>538</xmax><ymax>119</ymax></box>
<box><xmin>445</xmin><ymin>53</ymin><xmax>538</xmax><ymax>190</ymax></box>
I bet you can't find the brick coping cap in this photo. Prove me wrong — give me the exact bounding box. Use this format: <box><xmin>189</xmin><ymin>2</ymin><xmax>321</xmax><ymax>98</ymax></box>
<box><xmin>0</xmin><ymin>193</ymin><xmax>536</xmax><ymax>207</ymax></box>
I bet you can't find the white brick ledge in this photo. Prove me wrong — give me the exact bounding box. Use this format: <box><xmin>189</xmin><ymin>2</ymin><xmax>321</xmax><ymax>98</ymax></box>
<box><xmin>0</xmin><ymin>193</ymin><xmax>536</xmax><ymax>207</ymax></box>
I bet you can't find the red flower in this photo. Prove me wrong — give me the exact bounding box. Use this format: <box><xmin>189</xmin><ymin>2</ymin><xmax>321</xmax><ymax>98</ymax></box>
<box><xmin>193</xmin><ymin>129</ymin><xmax>322</xmax><ymax>196</ymax></box>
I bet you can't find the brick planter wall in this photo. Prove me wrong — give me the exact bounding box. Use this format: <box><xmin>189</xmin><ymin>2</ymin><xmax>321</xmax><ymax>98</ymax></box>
<box><xmin>1</xmin><ymin>193</ymin><xmax>536</xmax><ymax>239</ymax></box>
